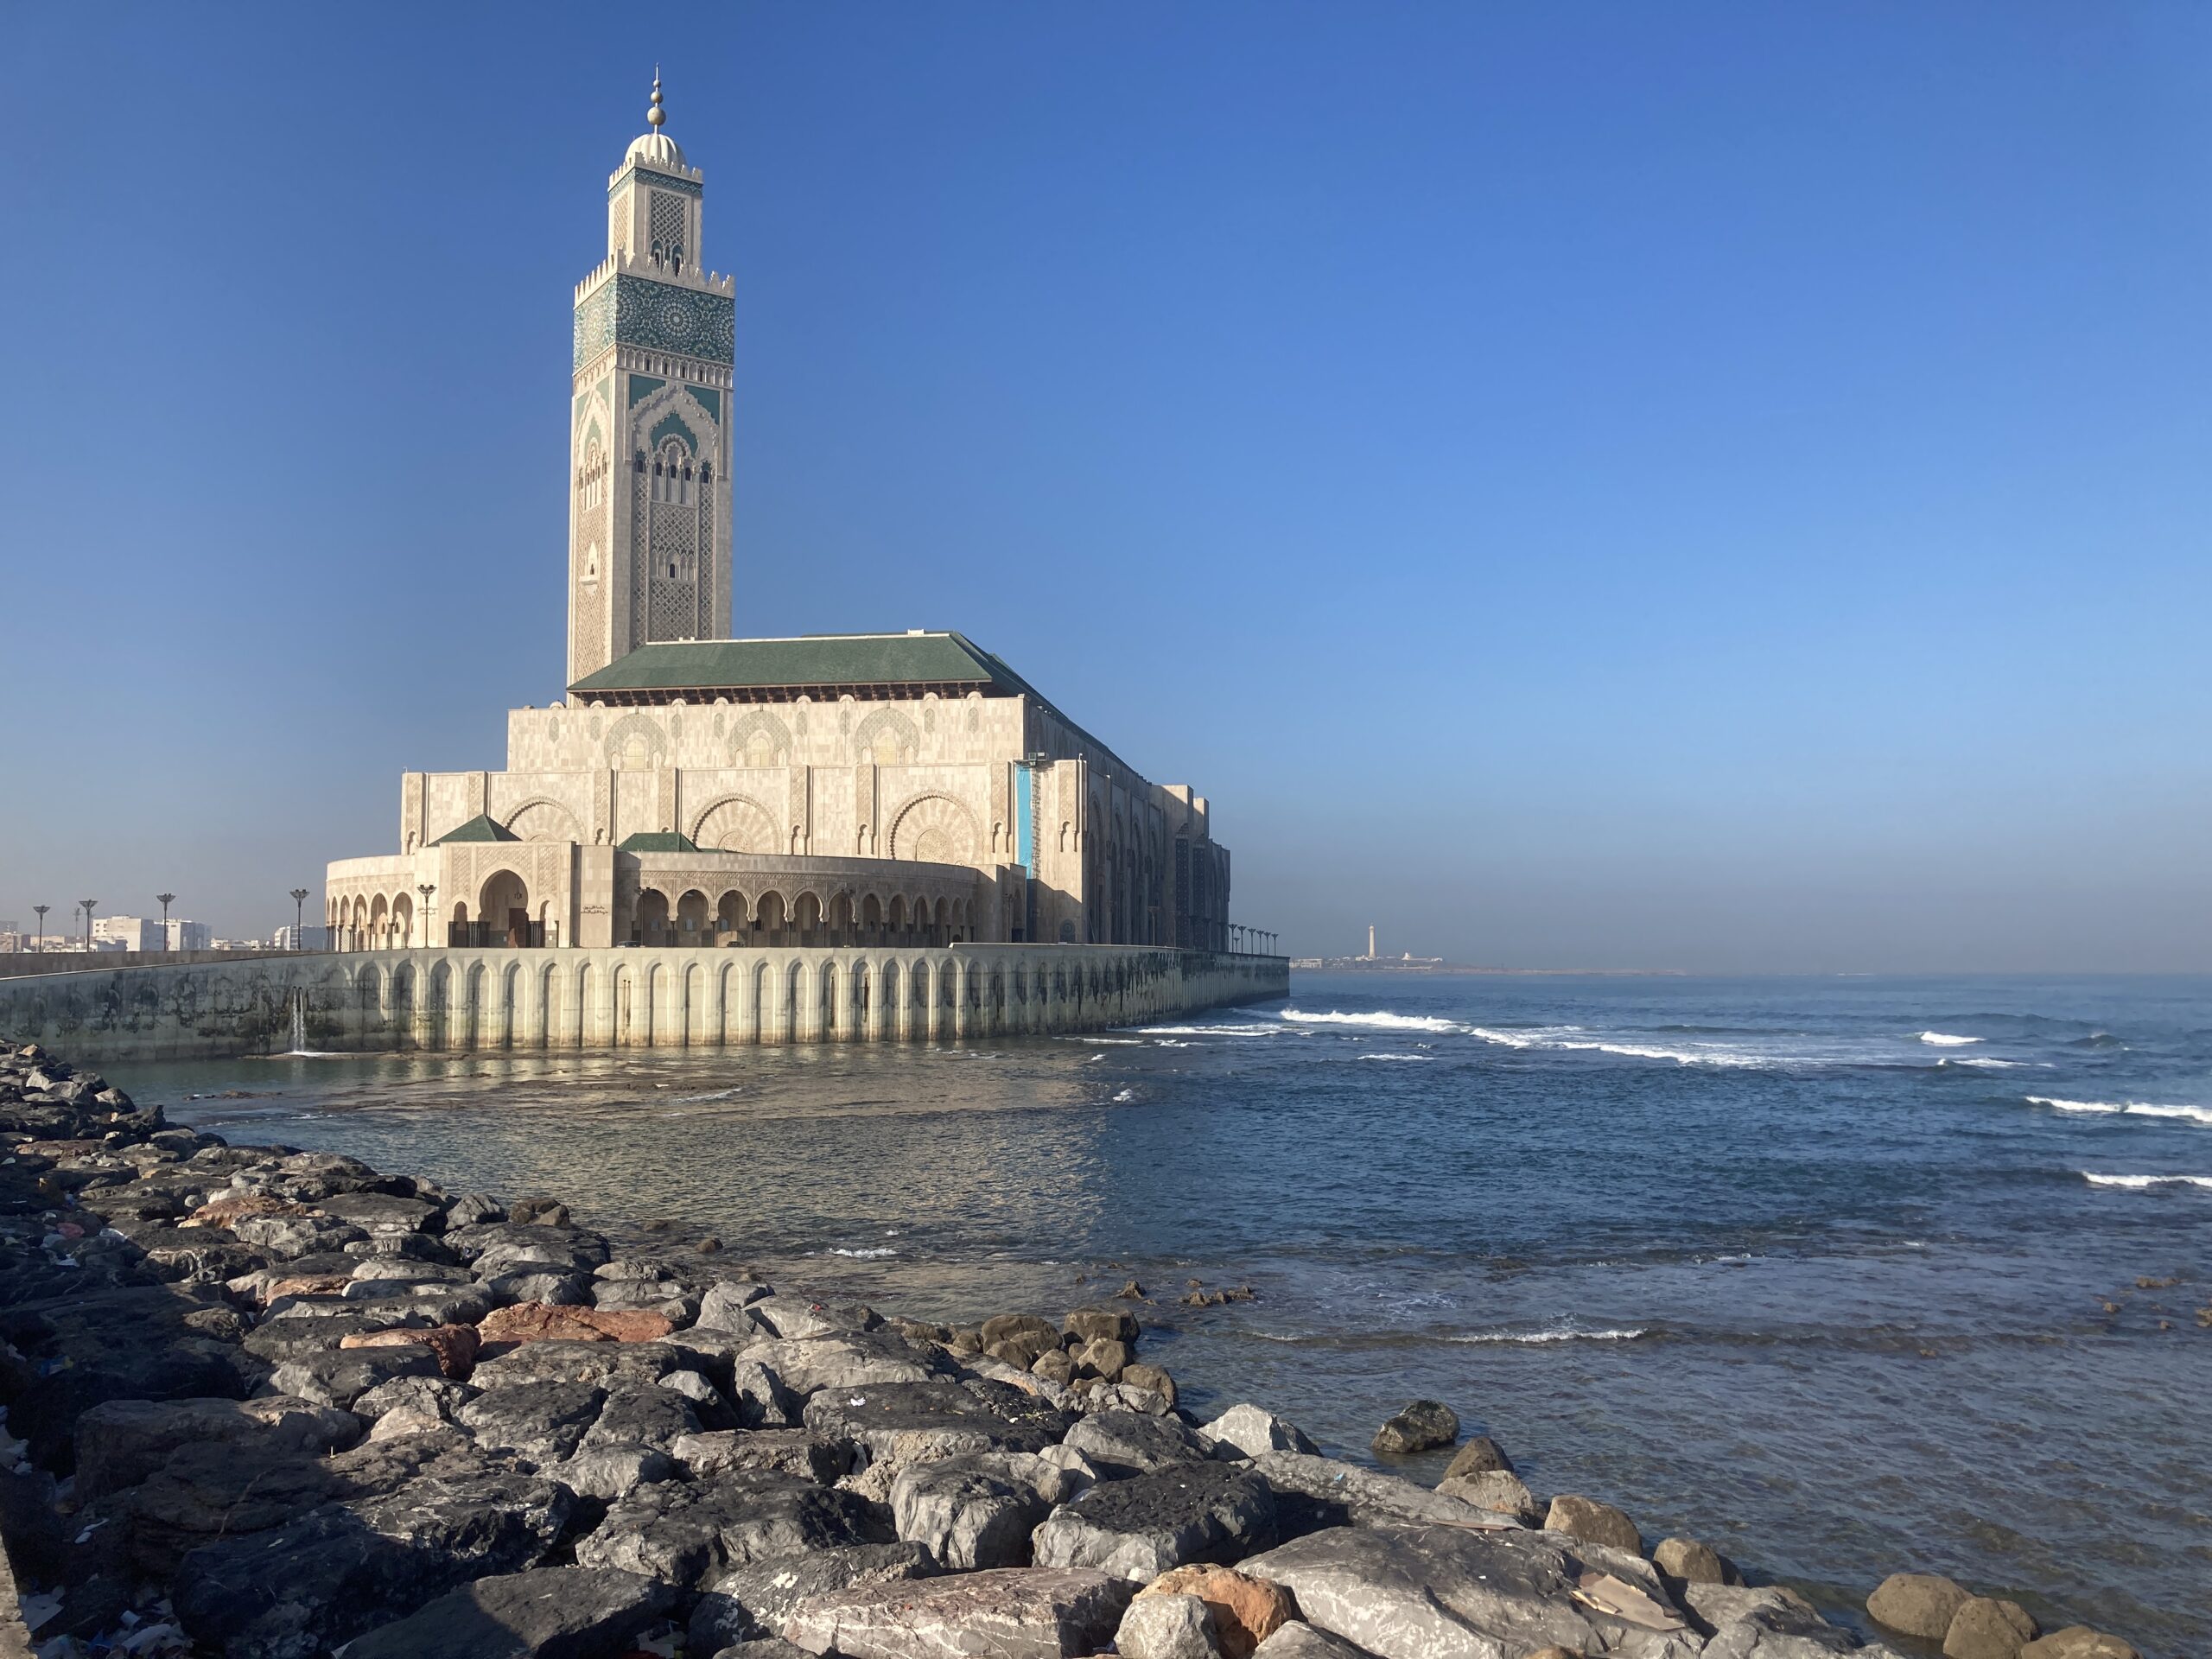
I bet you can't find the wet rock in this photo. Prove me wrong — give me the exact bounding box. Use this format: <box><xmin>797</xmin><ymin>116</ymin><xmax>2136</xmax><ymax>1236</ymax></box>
<box><xmin>2017</xmin><ymin>1629</ymin><xmax>2139</xmax><ymax>1659</ymax></box>
<box><xmin>1123</xmin><ymin>1362</ymin><xmax>1179</xmax><ymax>1408</ymax></box>
<box><xmin>457</xmin><ymin>1380</ymin><xmax>607</xmax><ymax>1462</ymax></box>
<box><xmin>676</xmin><ymin>1429</ymin><xmax>851</xmax><ymax>1484</ymax></box>
<box><xmin>1242</xmin><ymin>1522</ymin><xmax>1693</xmax><ymax>1659</ymax></box>
<box><xmin>1032</xmin><ymin>1349</ymin><xmax>1077</xmax><ymax>1387</ymax></box>
<box><xmin>574</xmin><ymin>1471</ymin><xmax>894</xmax><ymax>1586</ymax></box>
<box><xmin>1545</xmin><ymin>1493</ymin><xmax>1643</xmax><ymax>1555</ymax></box>
<box><xmin>1064</xmin><ymin>1305</ymin><xmax>1141</xmax><ymax>1345</ymax></box>
<box><xmin>510</xmin><ymin>1197</ymin><xmax>570</xmax><ymax>1226</ymax></box>
<box><xmin>270</xmin><ymin>1345</ymin><xmax>444</xmax><ymax>1409</ymax></box>
<box><xmin>1140</xmin><ymin>1564</ymin><xmax>1300</xmax><ymax>1659</ymax></box>
<box><xmin>170</xmin><ymin>1469</ymin><xmax>573</xmax><ymax>1658</ymax></box>
<box><xmin>1681</xmin><ymin>1582</ymin><xmax>1862</xmax><ymax>1657</ymax></box>
<box><xmin>1204</xmin><ymin>1404</ymin><xmax>1319</xmax><ymax>1460</ymax></box>
<box><xmin>74</xmin><ymin>1395</ymin><xmax>360</xmax><ymax>1503</ymax></box>
<box><xmin>1370</xmin><ymin>1400</ymin><xmax>1459</xmax><ymax>1456</ymax></box>
<box><xmin>1438</xmin><ymin>1470</ymin><xmax>1542</xmax><ymax>1525</ymax></box>
<box><xmin>803</xmin><ymin>1377</ymin><xmax>1071</xmax><ymax>1477</ymax></box>
<box><xmin>892</xmin><ymin>1452</ymin><xmax>1067</xmax><ymax>1569</ymax></box>
<box><xmin>690</xmin><ymin>1542</ymin><xmax>938</xmax><ymax>1650</ymax></box>
<box><xmin>342</xmin><ymin>1563</ymin><xmax>678</xmax><ymax>1659</ymax></box>
<box><xmin>1119</xmin><ymin>1592</ymin><xmax>1223</xmax><ymax>1659</ymax></box>
<box><xmin>1441</xmin><ymin>1436</ymin><xmax>1513</xmax><ymax>1479</ymax></box>
<box><xmin>1653</xmin><ymin>1535</ymin><xmax>1739</xmax><ymax>1587</ymax></box>
<box><xmin>445</xmin><ymin>1192</ymin><xmax>505</xmax><ymax>1228</ymax></box>
<box><xmin>982</xmin><ymin>1313</ymin><xmax>1061</xmax><ymax>1368</ymax></box>
<box><xmin>1073</xmin><ymin>1335</ymin><xmax>1133</xmax><ymax>1380</ymax></box>
<box><xmin>1033</xmin><ymin>1461</ymin><xmax>1279</xmax><ymax>1580</ymax></box>
<box><xmin>446</xmin><ymin>1221</ymin><xmax>607</xmax><ymax>1273</ymax></box>
<box><xmin>1946</xmin><ymin>1598</ymin><xmax>2039</xmax><ymax>1659</ymax></box>
<box><xmin>481</xmin><ymin>1269</ymin><xmax>590</xmax><ymax>1307</ymax></box>
<box><xmin>1063</xmin><ymin>1408</ymin><xmax>1212</xmax><ymax>1476</ymax></box>
<box><xmin>1868</xmin><ymin>1573</ymin><xmax>1974</xmax><ymax>1642</ymax></box>
<box><xmin>716</xmin><ymin>1642</ymin><xmax>815</xmax><ymax>1659</ymax></box>
<box><xmin>782</xmin><ymin>1565</ymin><xmax>1137</xmax><ymax>1659</ymax></box>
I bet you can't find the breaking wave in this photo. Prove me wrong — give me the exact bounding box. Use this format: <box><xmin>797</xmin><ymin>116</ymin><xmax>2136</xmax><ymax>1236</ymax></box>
<box><xmin>1918</xmin><ymin>1032</ymin><xmax>1982</xmax><ymax>1046</ymax></box>
<box><xmin>1281</xmin><ymin>1009</ymin><xmax>1461</xmax><ymax>1033</ymax></box>
<box><xmin>1357</xmin><ymin>1052</ymin><xmax>1433</xmax><ymax>1062</ymax></box>
<box><xmin>2080</xmin><ymin>1173</ymin><xmax>2212</xmax><ymax>1191</ymax></box>
<box><xmin>1447</xmin><ymin>1326</ymin><xmax>1649</xmax><ymax>1344</ymax></box>
<box><xmin>2029</xmin><ymin>1097</ymin><xmax>2212</xmax><ymax>1126</ymax></box>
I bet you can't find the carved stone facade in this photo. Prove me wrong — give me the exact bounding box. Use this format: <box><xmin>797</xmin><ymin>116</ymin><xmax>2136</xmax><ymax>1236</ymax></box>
<box><xmin>326</xmin><ymin>84</ymin><xmax>1236</xmax><ymax>966</ymax></box>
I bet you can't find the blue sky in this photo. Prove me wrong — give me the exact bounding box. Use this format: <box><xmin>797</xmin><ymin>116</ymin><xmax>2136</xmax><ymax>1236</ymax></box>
<box><xmin>3</xmin><ymin>3</ymin><xmax>2207</xmax><ymax>969</ymax></box>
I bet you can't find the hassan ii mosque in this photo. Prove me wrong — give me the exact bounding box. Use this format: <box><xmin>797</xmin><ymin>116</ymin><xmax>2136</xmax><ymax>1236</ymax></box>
<box><xmin>325</xmin><ymin>81</ymin><xmax>1239</xmax><ymax>965</ymax></box>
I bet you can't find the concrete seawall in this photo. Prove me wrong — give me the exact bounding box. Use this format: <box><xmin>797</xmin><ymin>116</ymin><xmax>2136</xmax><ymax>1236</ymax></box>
<box><xmin>0</xmin><ymin>945</ymin><xmax>1288</xmax><ymax>1062</ymax></box>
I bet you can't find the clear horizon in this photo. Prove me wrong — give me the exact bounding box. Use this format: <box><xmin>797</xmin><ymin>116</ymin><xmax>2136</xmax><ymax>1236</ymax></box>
<box><xmin>3</xmin><ymin>4</ymin><xmax>2207</xmax><ymax>971</ymax></box>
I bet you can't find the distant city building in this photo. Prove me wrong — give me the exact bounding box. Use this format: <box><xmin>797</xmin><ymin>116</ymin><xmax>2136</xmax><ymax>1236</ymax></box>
<box><xmin>93</xmin><ymin>917</ymin><xmax>163</xmax><ymax>952</ymax></box>
<box><xmin>168</xmin><ymin>919</ymin><xmax>213</xmax><ymax>951</ymax></box>
<box><xmin>270</xmin><ymin>925</ymin><xmax>325</xmax><ymax>951</ymax></box>
<box><xmin>0</xmin><ymin>927</ymin><xmax>21</xmax><ymax>954</ymax></box>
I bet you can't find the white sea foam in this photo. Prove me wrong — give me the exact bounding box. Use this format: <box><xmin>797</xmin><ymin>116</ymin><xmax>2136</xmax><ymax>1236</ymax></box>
<box><xmin>1136</xmin><ymin>1024</ymin><xmax>1286</xmax><ymax>1037</ymax></box>
<box><xmin>2081</xmin><ymin>1173</ymin><xmax>2212</xmax><ymax>1190</ymax></box>
<box><xmin>1447</xmin><ymin>1327</ymin><xmax>1649</xmax><ymax>1344</ymax></box>
<box><xmin>1918</xmin><ymin>1031</ymin><xmax>1981</xmax><ymax>1046</ymax></box>
<box><xmin>1357</xmin><ymin>1052</ymin><xmax>1433</xmax><ymax>1062</ymax></box>
<box><xmin>671</xmin><ymin>1087</ymin><xmax>741</xmax><ymax>1102</ymax></box>
<box><xmin>2028</xmin><ymin>1096</ymin><xmax>2212</xmax><ymax>1125</ymax></box>
<box><xmin>827</xmin><ymin>1246</ymin><xmax>899</xmax><ymax>1257</ymax></box>
<box><xmin>1552</xmin><ymin>1039</ymin><xmax>1768</xmax><ymax>1067</ymax></box>
<box><xmin>1080</xmin><ymin>1037</ymin><xmax>1144</xmax><ymax>1046</ymax></box>
<box><xmin>1111</xmin><ymin>1088</ymin><xmax>1136</xmax><ymax>1103</ymax></box>
<box><xmin>1941</xmin><ymin>1058</ymin><xmax>2027</xmax><ymax>1070</ymax></box>
<box><xmin>1281</xmin><ymin>1009</ymin><xmax>1461</xmax><ymax>1033</ymax></box>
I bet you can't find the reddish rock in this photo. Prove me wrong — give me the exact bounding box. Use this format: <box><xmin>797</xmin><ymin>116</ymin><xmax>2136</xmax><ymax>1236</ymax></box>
<box><xmin>477</xmin><ymin>1301</ymin><xmax>673</xmax><ymax>1345</ymax></box>
<box><xmin>183</xmin><ymin>1194</ymin><xmax>314</xmax><ymax>1229</ymax></box>
<box><xmin>1139</xmin><ymin>1565</ymin><xmax>1297</xmax><ymax>1659</ymax></box>
<box><xmin>339</xmin><ymin>1324</ymin><xmax>481</xmax><ymax>1379</ymax></box>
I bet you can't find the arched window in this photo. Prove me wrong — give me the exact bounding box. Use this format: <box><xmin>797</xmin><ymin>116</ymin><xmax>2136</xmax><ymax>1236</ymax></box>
<box><xmin>651</xmin><ymin>438</ymin><xmax>694</xmax><ymax>505</ymax></box>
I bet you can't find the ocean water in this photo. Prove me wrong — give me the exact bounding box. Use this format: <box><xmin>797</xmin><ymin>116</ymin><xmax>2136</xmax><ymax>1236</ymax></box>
<box><xmin>106</xmin><ymin>973</ymin><xmax>2211</xmax><ymax>1656</ymax></box>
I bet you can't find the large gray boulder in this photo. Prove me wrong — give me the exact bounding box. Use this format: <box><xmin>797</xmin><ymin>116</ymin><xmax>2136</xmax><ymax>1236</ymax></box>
<box><xmin>582</xmin><ymin>1381</ymin><xmax>702</xmax><ymax>1452</ymax></box>
<box><xmin>891</xmin><ymin>1452</ymin><xmax>1072</xmax><ymax>1569</ymax></box>
<box><xmin>171</xmin><ymin>1471</ymin><xmax>574</xmax><ymax>1659</ymax></box>
<box><xmin>1544</xmin><ymin>1493</ymin><xmax>1643</xmax><ymax>1555</ymax></box>
<box><xmin>1204</xmin><ymin>1404</ymin><xmax>1319</xmax><ymax>1459</ymax></box>
<box><xmin>1867</xmin><ymin>1573</ymin><xmax>1973</xmax><ymax>1642</ymax></box>
<box><xmin>342</xmin><ymin>1565</ymin><xmax>678</xmax><ymax>1658</ymax></box>
<box><xmin>456</xmin><ymin>1380</ymin><xmax>607</xmax><ymax>1462</ymax></box>
<box><xmin>1062</xmin><ymin>1409</ymin><xmax>1212</xmax><ymax>1476</ymax></box>
<box><xmin>1682</xmin><ymin>1582</ymin><xmax>1871</xmax><ymax>1658</ymax></box>
<box><xmin>675</xmin><ymin>1428</ymin><xmax>850</xmax><ymax>1484</ymax></box>
<box><xmin>1436</xmin><ymin>1471</ymin><xmax>1541</xmax><ymax>1526</ymax></box>
<box><xmin>689</xmin><ymin>1541</ymin><xmax>938</xmax><ymax>1651</ymax></box>
<box><xmin>1252</xmin><ymin>1452</ymin><xmax>1521</xmax><ymax>1534</ymax></box>
<box><xmin>1241</xmin><ymin>1522</ymin><xmax>1700</xmax><ymax>1659</ymax></box>
<box><xmin>573</xmin><ymin>1471</ymin><xmax>893</xmax><ymax>1587</ymax></box>
<box><xmin>1253</xmin><ymin>1623</ymin><xmax>1381</xmax><ymax>1656</ymax></box>
<box><xmin>740</xmin><ymin>1332</ymin><xmax>940</xmax><ymax>1395</ymax></box>
<box><xmin>782</xmin><ymin>1566</ymin><xmax>1136</xmax><ymax>1659</ymax></box>
<box><xmin>1031</xmin><ymin>1463</ymin><xmax>1279</xmax><ymax>1580</ymax></box>
<box><xmin>1371</xmin><ymin>1401</ymin><xmax>1459</xmax><ymax>1457</ymax></box>
<box><xmin>468</xmin><ymin>1338</ymin><xmax>680</xmax><ymax>1390</ymax></box>
<box><xmin>73</xmin><ymin>1395</ymin><xmax>359</xmax><ymax>1503</ymax></box>
<box><xmin>268</xmin><ymin>1346</ymin><xmax>443</xmax><ymax>1410</ymax></box>
<box><xmin>1118</xmin><ymin>1592</ymin><xmax>1224</xmax><ymax>1659</ymax></box>
<box><xmin>804</xmin><ymin>1378</ymin><xmax>1071</xmax><ymax>1477</ymax></box>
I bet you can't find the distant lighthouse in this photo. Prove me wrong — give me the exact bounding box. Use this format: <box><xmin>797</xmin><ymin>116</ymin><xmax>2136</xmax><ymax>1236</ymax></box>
<box><xmin>1367</xmin><ymin>925</ymin><xmax>1377</xmax><ymax>959</ymax></box>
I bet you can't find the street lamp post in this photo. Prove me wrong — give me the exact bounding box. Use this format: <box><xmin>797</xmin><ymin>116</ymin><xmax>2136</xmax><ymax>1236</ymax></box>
<box><xmin>156</xmin><ymin>893</ymin><xmax>175</xmax><ymax>952</ymax></box>
<box><xmin>417</xmin><ymin>885</ymin><xmax>435</xmax><ymax>951</ymax></box>
<box><xmin>31</xmin><ymin>906</ymin><xmax>48</xmax><ymax>951</ymax></box>
<box><xmin>79</xmin><ymin>900</ymin><xmax>98</xmax><ymax>950</ymax></box>
<box><xmin>289</xmin><ymin>889</ymin><xmax>310</xmax><ymax>951</ymax></box>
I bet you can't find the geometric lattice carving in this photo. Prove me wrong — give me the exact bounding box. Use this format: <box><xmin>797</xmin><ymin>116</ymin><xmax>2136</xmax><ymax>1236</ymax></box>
<box><xmin>888</xmin><ymin>792</ymin><xmax>982</xmax><ymax>866</ymax></box>
<box><xmin>505</xmin><ymin>799</ymin><xmax>584</xmax><ymax>843</ymax></box>
<box><xmin>690</xmin><ymin>794</ymin><xmax>779</xmax><ymax>854</ymax></box>
<box><xmin>853</xmin><ymin>706</ymin><xmax>920</xmax><ymax>767</ymax></box>
<box><xmin>726</xmin><ymin>709</ymin><xmax>791</xmax><ymax>769</ymax></box>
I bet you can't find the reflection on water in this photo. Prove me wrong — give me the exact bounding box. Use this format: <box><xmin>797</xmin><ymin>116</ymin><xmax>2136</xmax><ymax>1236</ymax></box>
<box><xmin>113</xmin><ymin>974</ymin><xmax>2212</xmax><ymax>1657</ymax></box>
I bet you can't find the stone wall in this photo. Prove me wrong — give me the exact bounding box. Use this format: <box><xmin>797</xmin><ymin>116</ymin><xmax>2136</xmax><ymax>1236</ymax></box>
<box><xmin>0</xmin><ymin>946</ymin><xmax>1288</xmax><ymax>1064</ymax></box>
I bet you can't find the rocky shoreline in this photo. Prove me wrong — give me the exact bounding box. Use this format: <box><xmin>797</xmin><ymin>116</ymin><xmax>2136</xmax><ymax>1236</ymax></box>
<box><xmin>0</xmin><ymin>1039</ymin><xmax>2144</xmax><ymax>1659</ymax></box>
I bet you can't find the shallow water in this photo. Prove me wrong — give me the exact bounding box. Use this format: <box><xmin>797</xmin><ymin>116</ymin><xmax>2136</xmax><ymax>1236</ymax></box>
<box><xmin>109</xmin><ymin>973</ymin><xmax>2212</xmax><ymax>1655</ymax></box>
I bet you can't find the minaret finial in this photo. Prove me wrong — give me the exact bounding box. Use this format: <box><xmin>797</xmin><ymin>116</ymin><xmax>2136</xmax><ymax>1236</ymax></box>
<box><xmin>647</xmin><ymin>68</ymin><xmax>665</xmax><ymax>129</ymax></box>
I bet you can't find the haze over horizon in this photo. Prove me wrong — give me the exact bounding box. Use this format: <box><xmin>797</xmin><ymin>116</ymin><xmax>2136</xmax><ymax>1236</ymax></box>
<box><xmin>3</xmin><ymin>4</ymin><xmax>2207</xmax><ymax>972</ymax></box>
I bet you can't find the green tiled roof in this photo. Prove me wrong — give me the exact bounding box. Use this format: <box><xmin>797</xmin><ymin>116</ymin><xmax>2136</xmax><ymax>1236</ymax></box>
<box><xmin>433</xmin><ymin>813</ymin><xmax>518</xmax><ymax>844</ymax></box>
<box><xmin>617</xmin><ymin>830</ymin><xmax>701</xmax><ymax>853</ymax></box>
<box><xmin>570</xmin><ymin>632</ymin><xmax>1046</xmax><ymax>700</ymax></box>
